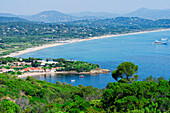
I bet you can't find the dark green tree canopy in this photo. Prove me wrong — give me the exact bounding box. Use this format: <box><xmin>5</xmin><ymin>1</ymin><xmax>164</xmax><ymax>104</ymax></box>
<box><xmin>112</xmin><ymin>62</ymin><xmax>138</xmax><ymax>82</ymax></box>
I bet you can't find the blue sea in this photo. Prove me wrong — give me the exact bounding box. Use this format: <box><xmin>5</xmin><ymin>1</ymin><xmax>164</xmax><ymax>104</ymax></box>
<box><xmin>18</xmin><ymin>31</ymin><xmax>170</xmax><ymax>89</ymax></box>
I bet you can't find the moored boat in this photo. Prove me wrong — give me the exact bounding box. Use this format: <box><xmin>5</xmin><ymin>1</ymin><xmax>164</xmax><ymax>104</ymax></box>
<box><xmin>79</xmin><ymin>75</ymin><xmax>84</xmax><ymax>78</ymax></box>
<box><xmin>71</xmin><ymin>79</ymin><xmax>75</xmax><ymax>82</ymax></box>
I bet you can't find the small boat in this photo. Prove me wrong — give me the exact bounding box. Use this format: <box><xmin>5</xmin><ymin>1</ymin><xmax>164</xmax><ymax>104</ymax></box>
<box><xmin>152</xmin><ymin>40</ymin><xmax>167</xmax><ymax>45</ymax></box>
<box><xmin>79</xmin><ymin>75</ymin><xmax>84</xmax><ymax>78</ymax></box>
<box><xmin>71</xmin><ymin>79</ymin><xmax>75</xmax><ymax>82</ymax></box>
<box><xmin>161</xmin><ymin>38</ymin><xmax>168</xmax><ymax>41</ymax></box>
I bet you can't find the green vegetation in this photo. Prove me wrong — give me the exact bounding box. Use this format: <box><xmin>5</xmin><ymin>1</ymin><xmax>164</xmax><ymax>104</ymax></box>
<box><xmin>112</xmin><ymin>62</ymin><xmax>139</xmax><ymax>83</ymax></box>
<box><xmin>0</xmin><ymin>57</ymin><xmax>101</xmax><ymax>75</ymax></box>
<box><xmin>0</xmin><ymin>62</ymin><xmax>169</xmax><ymax>112</ymax></box>
<box><xmin>102</xmin><ymin>79</ymin><xmax>170</xmax><ymax>112</ymax></box>
<box><xmin>0</xmin><ymin>74</ymin><xmax>102</xmax><ymax>113</ymax></box>
<box><xmin>0</xmin><ymin>17</ymin><xmax>170</xmax><ymax>56</ymax></box>
<box><xmin>52</xmin><ymin>58</ymin><xmax>100</xmax><ymax>72</ymax></box>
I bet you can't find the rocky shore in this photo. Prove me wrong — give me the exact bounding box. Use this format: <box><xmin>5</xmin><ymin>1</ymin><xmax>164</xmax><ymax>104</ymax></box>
<box><xmin>17</xmin><ymin>69</ymin><xmax>111</xmax><ymax>78</ymax></box>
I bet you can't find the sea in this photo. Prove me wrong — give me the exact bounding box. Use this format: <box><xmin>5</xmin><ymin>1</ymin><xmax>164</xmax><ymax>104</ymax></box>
<box><xmin>17</xmin><ymin>30</ymin><xmax>170</xmax><ymax>89</ymax></box>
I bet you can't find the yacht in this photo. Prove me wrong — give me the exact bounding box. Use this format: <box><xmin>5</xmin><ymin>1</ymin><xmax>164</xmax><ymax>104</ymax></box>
<box><xmin>161</xmin><ymin>38</ymin><xmax>168</xmax><ymax>41</ymax></box>
<box><xmin>152</xmin><ymin>40</ymin><xmax>167</xmax><ymax>45</ymax></box>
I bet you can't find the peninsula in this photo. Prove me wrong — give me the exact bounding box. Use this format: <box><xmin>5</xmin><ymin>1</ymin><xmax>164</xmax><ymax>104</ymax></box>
<box><xmin>0</xmin><ymin>57</ymin><xmax>110</xmax><ymax>78</ymax></box>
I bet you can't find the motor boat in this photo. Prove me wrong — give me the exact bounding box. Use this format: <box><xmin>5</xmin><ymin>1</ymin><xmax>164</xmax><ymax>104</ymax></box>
<box><xmin>71</xmin><ymin>79</ymin><xmax>75</xmax><ymax>82</ymax></box>
<box><xmin>152</xmin><ymin>40</ymin><xmax>167</xmax><ymax>45</ymax></box>
<box><xmin>79</xmin><ymin>75</ymin><xmax>84</xmax><ymax>78</ymax></box>
<box><xmin>161</xmin><ymin>38</ymin><xmax>168</xmax><ymax>41</ymax></box>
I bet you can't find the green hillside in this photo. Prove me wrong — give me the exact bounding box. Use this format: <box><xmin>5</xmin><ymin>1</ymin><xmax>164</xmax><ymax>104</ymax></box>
<box><xmin>0</xmin><ymin>73</ymin><xmax>169</xmax><ymax>112</ymax></box>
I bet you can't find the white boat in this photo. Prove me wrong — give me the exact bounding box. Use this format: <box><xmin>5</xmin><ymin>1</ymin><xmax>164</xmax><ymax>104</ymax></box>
<box><xmin>71</xmin><ymin>79</ymin><xmax>75</xmax><ymax>82</ymax></box>
<box><xmin>161</xmin><ymin>38</ymin><xmax>168</xmax><ymax>41</ymax></box>
<box><xmin>152</xmin><ymin>40</ymin><xmax>167</xmax><ymax>45</ymax></box>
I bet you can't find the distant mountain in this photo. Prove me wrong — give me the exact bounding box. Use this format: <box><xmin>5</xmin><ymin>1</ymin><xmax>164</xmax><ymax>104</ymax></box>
<box><xmin>69</xmin><ymin>11</ymin><xmax>119</xmax><ymax>19</ymax></box>
<box><xmin>0</xmin><ymin>13</ymin><xmax>17</xmax><ymax>17</ymax></box>
<box><xmin>1</xmin><ymin>8</ymin><xmax>170</xmax><ymax>23</ymax></box>
<box><xmin>0</xmin><ymin>17</ymin><xmax>29</xmax><ymax>22</ymax></box>
<box><xmin>21</xmin><ymin>10</ymin><xmax>79</xmax><ymax>23</ymax></box>
<box><xmin>65</xmin><ymin>17</ymin><xmax>170</xmax><ymax>29</ymax></box>
<box><xmin>124</xmin><ymin>8</ymin><xmax>170</xmax><ymax>19</ymax></box>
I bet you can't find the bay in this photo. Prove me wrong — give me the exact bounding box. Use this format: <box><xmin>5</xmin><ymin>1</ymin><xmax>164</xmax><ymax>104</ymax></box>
<box><xmin>18</xmin><ymin>31</ymin><xmax>170</xmax><ymax>88</ymax></box>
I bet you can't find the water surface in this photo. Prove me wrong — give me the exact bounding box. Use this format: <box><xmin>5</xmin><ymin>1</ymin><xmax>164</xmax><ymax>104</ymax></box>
<box><xmin>18</xmin><ymin>31</ymin><xmax>170</xmax><ymax>88</ymax></box>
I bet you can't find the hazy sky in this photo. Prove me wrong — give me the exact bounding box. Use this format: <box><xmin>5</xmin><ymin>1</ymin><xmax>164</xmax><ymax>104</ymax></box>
<box><xmin>1</xmin><ymin>0</ymin><xmax>170</xmax><ymax>15</ymax></box>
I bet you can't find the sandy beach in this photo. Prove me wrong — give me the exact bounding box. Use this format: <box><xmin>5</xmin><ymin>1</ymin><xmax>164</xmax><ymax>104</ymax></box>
<box><xmin>3</xmin><ymin>28</ymin><xmax>170</xmax><ymax>57</ymax></box>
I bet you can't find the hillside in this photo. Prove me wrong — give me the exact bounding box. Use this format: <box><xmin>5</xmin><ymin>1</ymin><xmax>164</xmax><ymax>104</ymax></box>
<box><xmin>0</xmin><ymin>74</ymin><xmax>169</xmax><ymax>112</ymax></box>
<box><xmin>69</xmin><ymin>11</ymin><xmax>119</xmax><ymax>20</ymax></box>
<box><xmin>124</xmin><ymin>8</ymin><xmax>170</xmax><ymax>19</ymax></box>
<box><xmin>21</xmin><ymin>10</ymin><xmax>79</xmax><ymax>23</ymax></box>
<box><xmin>0</xmin><ymin>17</ymin><xmax>29</xmax><ymax>22</ymax></box>
<box><xmin>0</xmin><ymin>13</ymin><xmax>17</xmax><ymax>17</ymax></box>
<box><xmin>66</xmin><ymin>17</ymin><xmax>170</xmax><ymax>29</ymax></box>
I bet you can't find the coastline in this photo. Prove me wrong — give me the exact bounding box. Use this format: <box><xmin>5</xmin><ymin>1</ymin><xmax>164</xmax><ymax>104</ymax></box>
<box><xmin>3</xmin><ymin>28</ymin><xmax>170</xmax><ymax>57</ymax></box>
<box><xmin>17</xmin><ymin>69</ymin><xmax>111</xmax><ymax>78</ymax></box>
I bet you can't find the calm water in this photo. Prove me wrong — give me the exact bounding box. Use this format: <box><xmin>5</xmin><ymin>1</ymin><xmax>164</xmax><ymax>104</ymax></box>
<box><xmin>18</xmin><ymin>31</ymin><xmax>170</xmax><ymax>88</ymax></box>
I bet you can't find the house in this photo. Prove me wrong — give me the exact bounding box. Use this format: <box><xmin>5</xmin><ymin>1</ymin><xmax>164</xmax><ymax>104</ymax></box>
<box><xmin>22</xmin><ymin>67</ymin><xmax>44</xmax><ymax>73</ymax></box>
<box><xmin>19</xmin><ymin>58</ymin><xmax>23</xmax><ymax>61</ymax></box>
<box><xmin>11</xmin><ymin>66</ymin><xmax>23</xmax><ymax>69</ymax></box>
<box><xmin>12</xmin><ymin>62</ymin><xmax>31</xmax><ymax>66</ymax></box>
<box><xmin>22</xmin><ymin>62</ymin><xmax>32</xmax><ymax>66</ymax></box>
<box><xmin>55</xmin><ymin>67</ymin><xmax>64</xmax><ymax>70</ymax></box>
<box><xmin>40</xmin><ymin>61</ymin><xmax>58</xmax><ymax>66</ymax></box>
<box><xmin>0</xmin><ymin>68</ymin><xmax>9</xmax><ymax>73</ymax></box>
<box><xmin>12</xmin><ymin>62</ymin><xmax>21</xmax><ymax>66</ymax></box>
<box><xmin>45</xmin><ymin>68</ymin><xmax>51</xmax><ymax>72</ymax></box>
<box><xmin>50</xmin><ymin>68</ymin><xmax>56</xmax><ymax>72</ymax></box>
<box><xmin>21</xmin><ymin>68</ymin><xmax>29</xmax><ymax>72</ymax></box>
<box><xmin>45</xmin><ymin>61</ymin><xmax>58</xmax><ymax>64</ymax></box>
<box><xmin>8</xmin><ymin>69</ymin><xmax>15</xmax><ymax>72</ymax></box>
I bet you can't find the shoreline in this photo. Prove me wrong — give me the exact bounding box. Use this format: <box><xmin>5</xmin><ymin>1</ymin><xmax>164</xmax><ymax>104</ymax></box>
<box><xmin>17</xmin><ymin>69</ymin><xmax>111</xmax><ymax>78</ymax></box>
<box><xmin>3</xmin><ymin>28</ymin><xmax>170</xmax><ymax>57</ymax></box>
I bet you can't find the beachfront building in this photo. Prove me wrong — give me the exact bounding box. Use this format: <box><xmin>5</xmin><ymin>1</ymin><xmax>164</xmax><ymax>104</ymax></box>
<box><xmin>0</xmin><ymin>68</ymin><xmax>15</xmax><ymax>73</ymax></box>
<box><xmin>51</xmin><ymin>68</ymin><xmax>56</xmax><ymax>72</ymax></box>
<box><xmin>22</xmin><ymin>67</ymin><xmax>44</xmax><ymax>73</ymax></box>
<box><xmin>22</xmin><ymin>67</ymin><xmax>57</xmax><ymax>73</ymax></box>
<box><xmin>11</xmin><ymin>66</ymin><xmax>23</xmax><ymax>69</ymax></box>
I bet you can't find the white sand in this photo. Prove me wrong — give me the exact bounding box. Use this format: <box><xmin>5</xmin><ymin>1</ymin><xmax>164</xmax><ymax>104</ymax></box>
<box><xmin>3</xmin><ymin>28</ymin><xmax>170</xmax><ymax>57</ymax></box>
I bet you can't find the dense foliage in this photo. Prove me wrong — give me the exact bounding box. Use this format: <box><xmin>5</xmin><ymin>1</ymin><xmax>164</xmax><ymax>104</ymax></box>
<box><xmin>102</xmin><ymin>79</ymin><xmax>170</xmax><ymax>112</ymax></box>
<box><xmin>51</xmin><ymin>58</ymin><xmax>100</xmax><ymax>72</ymax></box>
<box><xmin>112</xmin><ymin>62</ymin><xmax>139</xmax><ymax>83</ymax></box>
<box><xmin>0</xmin><ymin>73</ymin><xmax>169</xmax><ymax>112</ymax></box>
<box><xmin>0</xmin><ymin>74</ymin><xmax>102</xmax><ymax>112</ymax></box>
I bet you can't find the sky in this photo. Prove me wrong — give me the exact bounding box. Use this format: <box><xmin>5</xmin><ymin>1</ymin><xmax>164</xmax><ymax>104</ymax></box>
<box><xmin>0</xmin><ymin>0</ymin><xmax>170</xmax><ymax>15</ymax></box>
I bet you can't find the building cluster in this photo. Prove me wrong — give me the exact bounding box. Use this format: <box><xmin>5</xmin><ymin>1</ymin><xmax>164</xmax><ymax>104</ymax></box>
<box><xmin>0</xmin><ymin>59</ymin><xmax>64</xmax><ymax>74</ymax></box>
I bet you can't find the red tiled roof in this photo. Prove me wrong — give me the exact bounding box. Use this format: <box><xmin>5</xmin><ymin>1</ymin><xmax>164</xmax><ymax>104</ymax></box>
<box><xmin>11</xmin><ymin>66</ymin><xmax>22</xmax><ymax>68</ymax></box>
